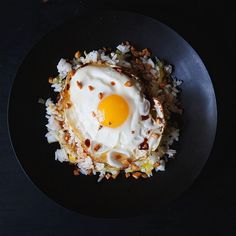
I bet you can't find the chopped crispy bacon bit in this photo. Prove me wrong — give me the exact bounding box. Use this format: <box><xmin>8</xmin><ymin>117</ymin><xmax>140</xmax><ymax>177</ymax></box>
<box><xmin>131</xmin><ymin>130</ymin><xmax>135</xmax><ymax>134</ymax></box>
<box><xmin>66</xmin><ymin>84</ymin><xmax>70</xmax><ymax>90</ymax></box>
<box><xmin>111</xmin><ymin>81</ymin><xmax>116</xmax><ymax>86</ymax></box>
<box><xmin>88</xmin><ymin>85</ymin><xmax>94</xmax><ymax>91</ymax></box>
<box><xmin>98</xmin><ymin>125</ymin><xmax>103</xmax><ymax>130</ymax></box>
<box><xmin>74</xmin><ymin>50</ymin><xmax>81</xmax><ymax>59</ymax></box>
<box><xmin>142</xmin><ymin>173</ymin><xmax>148</xmax><ymax>178</ymax></box>
<box><xmin>131</xmin><ymin>163</ymin><xmax>139</xmax><ymax>171</ymax></box>
<box><xmin>141</xmin><ymin>115</ymin><xmax>149</xmax><ymax>121</ymax></box>
<box><xmin>125</xmin><ymin>173</ymin><xmax>130</xmax><ymax>178</ymax></box>
<box><xmin>141</xmin><ymin>48</ymin><xmax>151</xmax><ymax>57</ymax></box>
<box><xmin>108</xmin><ymin>121</ymin><xmax>112</xmax><ymax>125</ymax></box>
<box><xmin>156</xmin><ymin>117</ymin><xmax>163</xmax><ymax>124</ymax></box>
<box><xmin>84</xmin><ymin>139</ymin><xmax>90</xmax><ymax>148</ymax></box>
<box><xmin>124</xmin><ymin>81</ymin><xmax>133</xmax><ymax>87</ymax></box>
<box><xmin>120</xmin><ymin>159</ymin><xmax>130</xmax><ymax>167</ymax></box>
<box><xmin>154</xmin><ymin>162</ymin><xmax>160</xmax><ymax>168</ymax></box>
<box><xmin>66</xmin><ymin>103</ymin><xmax>72</xmax><ymax>108</ymax></box>
<box><xmin>77</xmin><ymin>81</ymin><xmax>83</xmax><ymax>89</ymax></box>
<box><xmin>112</xmin><ymin>172</ymin><xmax>119</xmax><ymax>179</ymax></box>
<box><xmin>73</xmin><ymin>169</ymin><xmax>80</xmax><ymax>176</ymax></box>
<box><xmin>138</xmin><ymin>138</ymin><xmax>149</xmax><ymax>150</ymax></box>
<box><xmin>48</xmin><ymin>77</ymin><xmax>54</xmax><ymax>84</ymax></box>
<box><xmin>64</xmin><ymin>132</ymin><xmax>70</xmax><ymax>142</ymax></box>
<box><xmin>98</xmin><ymin>92</ymin><xmax>104</xmax><ymax>100</ymax></box>
<box><xmin>105</xmin><ymin>173</ymin><xmax>111</xmax><ymax>179</ymax></box>
<box><xmin>132</xmin><ymin>172</ymin><xmax>142</xmax><ymax>179</ymax></box>
<box><xmin>94</xmin><ymin>144</ymin><xmax>101</xmax><ymax>152</ymax></box>
<box><xmin>152</xmin><ymin>133</ymin><xmax>160</xmax><ymax>139</ymax></box>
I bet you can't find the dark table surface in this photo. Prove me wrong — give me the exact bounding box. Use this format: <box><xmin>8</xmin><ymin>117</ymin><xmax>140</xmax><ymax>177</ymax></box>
<box><xmin>0</xmin><ymin>0</ymin><xmax>235</xmax><ymax>235</ymax></box>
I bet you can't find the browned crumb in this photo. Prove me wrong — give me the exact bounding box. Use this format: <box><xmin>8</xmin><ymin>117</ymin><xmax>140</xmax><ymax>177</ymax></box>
<box><xmin>91</xmin><ymin>111</ymin><xmax>96</xmax><ymax>117</ymax></box>
<box><xmin>48</xmin><ymin>77</ymin><xmax>54</xmax><ymax>84</ymax></box>
<box><xmin>94</xmin><ymin>144</ymin><xmax>101</xmax><ymax>152</ymax></box>
<box><xmin>105</xmin><ymin>173</ymin><xmax>111</xmax><ymax>179</ymax></box>
<box><xmin>120</xmin><ymin>159</ymin><xmax>130</xmax><ymax>168</ymax></box>
<box><xmin>112</xmin><ymin>172</ymin><xmax>119</xmax><ymax>179</ymax></box>
<box><xmin>124</xmin><ymin>81</ymin><xmax>133</xmax><ymax>87</ymax></box>
<box><xmin>131</xmin><ymin>131</ymin><xmax>135</xmax><ymax>134</ymax></box>
<box><xmin>98</xmin><ymin>92</ymin><xmax>104</xmax><ymax>100</ymax></box>
<box><xmin>131</xmin><ymin>163</ymin><xmax>139</xmax><ymax>171</ymax></box>
<box><xmin>88</xmin><ymin>85</ymin><xmax>95</xmax><ymax>91</ymax></box>
<box><xmin>141</xmin><ymin>173</ymin><xmax>148</xmax><ymax>178</ymax></box>
<box><xmin>154</xmin><ymin>162</ymin><xmax>160</xmax><ymax>168</ymax></box>
<box><xmin>66</xmin><ymin>103</ymin><xmax>72</xmax><ymax>109</ymax></box>
<box><xmin>64</xmin><ymin>132</ymin><xmax>70</xmax><ymax>142</ymax></box>
<box><xmin>74</xmin><ymin>50</ymin><xmax>81</xmax><ymax>59</ymax></box>
<box><xmin>156</xmin><ymin>117</ymin><xmax>163</xmax><ymax>124</ymax></box>
<box><xmin>111</xmin><ymin>81</ymin><xmax>116</xmax><ymax>86</ymax></box>
<box><xmin>77</xmin><ymin>81</ymin><xmax>83</xmax><ymax>89</ymax></box>
<box><xmin>73</xmin><ymin>169</ymin><xmax>80</xmax><ymax>176</ymax></box>
<box><xmin>125</xmin><ymin>173</ymin><xmax>131</xmax><ymax>178</ymax></box>
<box><xmin>132</xmin><ymin>172</ymin><xmax>142</xmax><ymax>179</ymax></box>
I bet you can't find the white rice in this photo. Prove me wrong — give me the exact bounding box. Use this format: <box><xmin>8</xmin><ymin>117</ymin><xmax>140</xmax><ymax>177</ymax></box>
<box><xmin>44</xmin><ymin>42</ymin><xmax>182</xmax><ymax>180</ymax></box>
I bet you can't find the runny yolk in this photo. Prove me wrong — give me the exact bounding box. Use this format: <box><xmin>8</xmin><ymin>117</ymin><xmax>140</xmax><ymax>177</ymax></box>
<box><xmin>97</xmin><ymin>94</ymin><xmax>129</xmax><ymax>128</ymax></box>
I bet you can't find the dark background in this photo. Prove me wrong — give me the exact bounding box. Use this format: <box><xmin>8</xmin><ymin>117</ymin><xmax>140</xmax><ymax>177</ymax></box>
<box><xmin>0</xmin><ymin>0</ymin><xmax>235</xmax><ymax>235</ymax></box>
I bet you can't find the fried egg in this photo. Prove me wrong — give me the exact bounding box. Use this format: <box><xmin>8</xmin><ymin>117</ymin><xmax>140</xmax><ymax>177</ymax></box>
<box><xmin>63</xmin><ymin>64</ymin><xmax>165</xmax><ymax>168</ymax></box>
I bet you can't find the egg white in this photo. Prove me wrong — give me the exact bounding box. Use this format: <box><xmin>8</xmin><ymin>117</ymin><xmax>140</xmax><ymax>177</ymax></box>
<box><xmin>64</xmin><ymin>64</ymin><xmax>164</xmax><ymax>163</ymax></box>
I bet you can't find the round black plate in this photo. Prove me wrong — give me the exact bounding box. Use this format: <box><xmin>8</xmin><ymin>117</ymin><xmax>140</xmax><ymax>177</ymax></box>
<box><xmin>8</xmin><ymin>11</ymin><xmax>217</xmax><ymax>218</ymax></box>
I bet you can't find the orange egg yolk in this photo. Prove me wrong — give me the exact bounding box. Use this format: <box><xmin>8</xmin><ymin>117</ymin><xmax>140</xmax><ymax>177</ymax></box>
<box><xmin>97</xmin><ymin>94</ymin><xmax>129</xmax><ymax>128</ymax></box>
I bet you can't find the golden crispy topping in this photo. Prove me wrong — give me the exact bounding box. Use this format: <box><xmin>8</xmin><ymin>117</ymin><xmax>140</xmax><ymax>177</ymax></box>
<box><xmin>111</xmin><ymin>81</ymin><xmax>116</xmax><ymax>86</ymax></box>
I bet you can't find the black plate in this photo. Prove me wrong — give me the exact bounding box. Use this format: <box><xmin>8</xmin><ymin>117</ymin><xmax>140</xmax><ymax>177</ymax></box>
<box><xmin>8</xmin><ymin>11</ymin><xmax>217</xmax><ymax>218</ymax></box>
